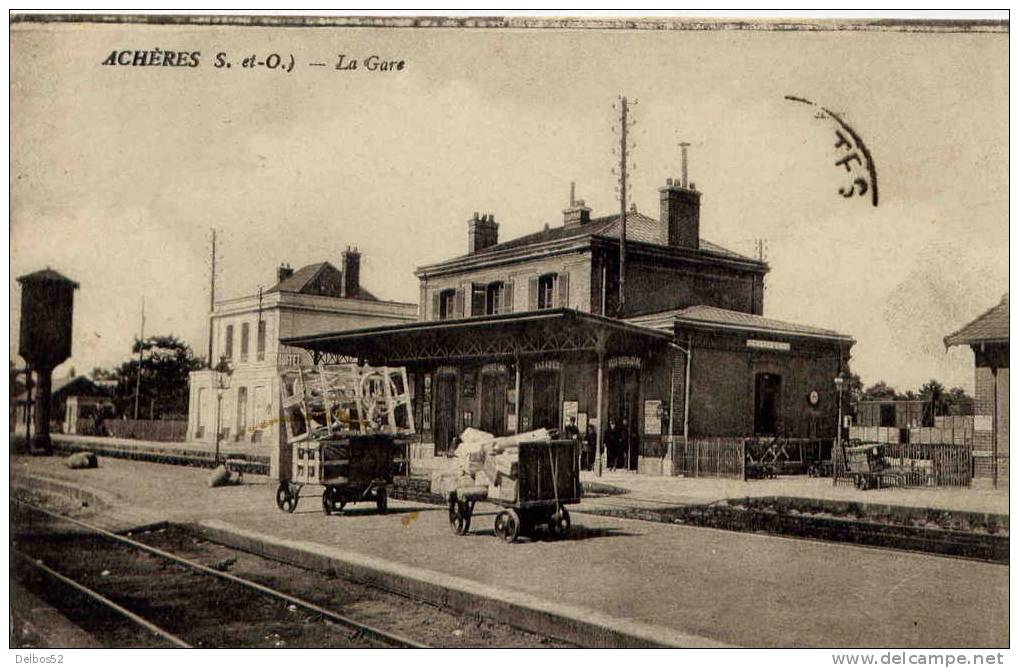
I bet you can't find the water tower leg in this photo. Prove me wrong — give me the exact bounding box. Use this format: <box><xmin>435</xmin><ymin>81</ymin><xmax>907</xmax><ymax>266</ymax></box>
<box><xmin>32</xmin><ymin>367</ymin><xmax>54</xmax><ymax>455</ymax></box>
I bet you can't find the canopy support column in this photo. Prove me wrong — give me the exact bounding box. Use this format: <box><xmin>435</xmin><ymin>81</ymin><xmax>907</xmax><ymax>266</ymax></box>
<box><xmin>596</xmin><ymin>333</ymin><xmax>607</xmax><ymax>478</ymax></box>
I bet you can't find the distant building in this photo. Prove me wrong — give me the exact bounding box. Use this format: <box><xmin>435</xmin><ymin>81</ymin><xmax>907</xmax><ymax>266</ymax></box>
<box><xmin>11</xmin><ymin>374</ymin><xmax>109</xmax><ymax>434</ymax></box>
<box><xmin>186</xmin><ymin>248</ymin><xmax>417</xmax><ymax>460</ymax></box>
<box><xmin>854</xmin><ymin>399</ymin><xmax>932</xmax><ymax>430</ymax></box>
<box><xmin>945</xmin><ymin>293</ymin><xmax>1009</xmax><ymax>485</ymax></box>
<box><xmin>284</xmin><ymin>177</ymin><xmax>854</xmax><ymax>476</ymax></box>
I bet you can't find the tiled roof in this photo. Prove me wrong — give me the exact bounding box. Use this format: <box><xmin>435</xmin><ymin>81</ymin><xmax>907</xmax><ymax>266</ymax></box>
<box><xmin>17</xmin><ymin>268</ymin><xmax>79</xmax><ymax>287</ymax></box>
<box><xmin>462</xmin><ymin>211</ymin><xmax>758</xmax><ymax>263</ymax></box>
<box><xmin>627</xmin><ymin>305</ymin><xmax>853</xmax><ymax>342</ymax></box>
<box><xmin>944</xmin><ymin>294</ymin><xmax>1009</xmax><ymax>347</ymax></box>
<box><xmin>266</xmin><ymin>262</ymin><xmax>378</xmax><ymax>301</ymax></box>
<box><xmin>15</xmin><ymin>375</ymin><xmax>106</xmax><ymax>402</ymax></box>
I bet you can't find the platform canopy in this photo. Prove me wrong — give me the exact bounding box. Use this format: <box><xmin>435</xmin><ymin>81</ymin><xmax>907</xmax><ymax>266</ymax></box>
<box><xmin>282</xmin><ymin>308</ymin><xmax>671</xmax><ymax>366</ymax></box>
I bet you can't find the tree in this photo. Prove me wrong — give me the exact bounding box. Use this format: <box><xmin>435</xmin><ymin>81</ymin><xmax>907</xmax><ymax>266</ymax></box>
<box><xmin>944</xmin><ymin>386</ymin><xmax>975</xmax><ymax>415</ymax></box>
<box><xmin>110</xmin><ymin>335</ymin><xmax>204</xmax><ymax>419</ymax></box>
<box><xmin>918</xmin><ymin>379</ymin><xmax>947</xmax><ymax>415</ymax></box>
<box><xmin>843</xmin><ymin>372</ymin><xmax>864</xmax><ymax>404</ymax></box>
<box><xmin>91</xmin><ymin>367</ymin><xmax>118</xmax><ymax>381</ymax></box>
<box><xmin>862</xmin><ymin>381</ymin><xmax>897</xmax><ymax>401</ymax></box>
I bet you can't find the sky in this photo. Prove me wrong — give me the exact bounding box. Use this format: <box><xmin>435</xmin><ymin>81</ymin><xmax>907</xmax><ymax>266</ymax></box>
<box><xmin>10</xmin><ymin>19</ymin><xmax>1008</xmax><ymax>393</ymax></box>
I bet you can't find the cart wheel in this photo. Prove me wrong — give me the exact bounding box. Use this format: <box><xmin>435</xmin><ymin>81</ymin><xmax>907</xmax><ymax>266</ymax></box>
<box><xmin>549</xmin><ymin>508</ymin><xmax>572</xmax><ymax>538</ymax></box>
<box><xmin>276</xmin><ymin>483</ymin><xmax>298</xmax><ymax>514</ymax></box>
<box><xmin>495</xmin><ymin>509</ymin><xmax>520</xmax><ymax>543</ymax></box>
<box><xmin>376</xmin><ymin>488</ymin><xmax>388</xmax><ymax>514</ymax></box>
<box><xmin>449</xmin><ymin>498</ymin><xmax>472</xmax><ymax>536</ymax></box>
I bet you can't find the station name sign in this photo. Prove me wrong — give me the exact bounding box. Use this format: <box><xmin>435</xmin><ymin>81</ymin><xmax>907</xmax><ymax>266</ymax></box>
<box><xmin>746</xmin><ymin>339</ymin><xmax>791</xmax><ymax>352</ymax></box>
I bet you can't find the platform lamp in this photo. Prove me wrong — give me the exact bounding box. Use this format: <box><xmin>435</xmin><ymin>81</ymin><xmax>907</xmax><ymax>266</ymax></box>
<box><xmin>833</xmin><ymin>373</ymin><xmax>846</xmax><ymax>451</ymax></box>
<box><xmin>213</xmin><ymin>356</ymin><xmax>233</xmax><ymax>466</ymax></box>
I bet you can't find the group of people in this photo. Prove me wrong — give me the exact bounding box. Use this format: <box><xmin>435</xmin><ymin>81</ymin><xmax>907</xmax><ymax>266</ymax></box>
<box><xmin>563</xmin><ymin>416</ymin><xmax>634</xmax><ymax>472</ymax></box>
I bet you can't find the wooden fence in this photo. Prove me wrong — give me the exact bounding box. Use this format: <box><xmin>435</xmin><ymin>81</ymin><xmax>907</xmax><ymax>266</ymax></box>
<box><xmin>104</xmin><ymin>419</ymin><xmax>188</xmax><ymax>442</ymax></box>
<box><xmin>674</xmin><ymin>437</ymin><xmax>745</xmax><ymax>479</ymax></box>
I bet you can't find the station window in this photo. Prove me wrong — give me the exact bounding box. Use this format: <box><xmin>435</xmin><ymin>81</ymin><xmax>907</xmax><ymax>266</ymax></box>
<box><xmin>257</xmin><ymin>320</ymin><xmax>267</xmax><ymax>362</ymax></box>
<box><xmin>485</xmin><ymin>282</ymin><xmax>505</xmax><ymax>315</ymax></box>
<box><xmin>438</xmin><ymin>289</ymin><xmax>457</xmax><ymax>320</ymax></box>
<box><xmin>224</xmin><ymin>324</ymin><xmax>234</xmax><ymax>360</ymax></box>
<box><xmin>469</xmin><ymin>281</ymin><xmax>511</xmax><ymax>317</ymax></box>
<box><xmin>537</xmin><ymin>273</ymin><xmax>558</xmax><ymax>310</ymax></box>
<box><xmin>240</xmin><ymin>322</ymin><xmax>250</xmax><ymax>362</ymax></box>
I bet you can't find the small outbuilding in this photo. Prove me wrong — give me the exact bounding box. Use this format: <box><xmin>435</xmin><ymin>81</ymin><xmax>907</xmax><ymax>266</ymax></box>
<box><xmin>945</xmin><ymin>293</ymin><xmax>1009</xmax><ymax>486</ymax></box>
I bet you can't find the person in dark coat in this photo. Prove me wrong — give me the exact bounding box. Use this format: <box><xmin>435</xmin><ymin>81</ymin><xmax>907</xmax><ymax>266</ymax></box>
<box><xmin>605</xmin><ymin>418</ymin><xmax>623</xmax><ymax>472</ymax></box>
<box><xmin>583</xmin><ymin>423</ymin><xmax>597</xmax><ymax>471</ymax></box>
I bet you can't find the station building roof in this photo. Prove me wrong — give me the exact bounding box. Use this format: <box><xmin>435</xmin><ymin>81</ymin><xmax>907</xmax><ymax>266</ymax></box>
<box><xmin>944</xmin><ymin>294</ymin><xmax>1009</xmax><ymax>347</ymax></box>
<box><xmin>628</xmin><ymin>305</ymin><xmax>854</xmax><ymax>344</ymax></box>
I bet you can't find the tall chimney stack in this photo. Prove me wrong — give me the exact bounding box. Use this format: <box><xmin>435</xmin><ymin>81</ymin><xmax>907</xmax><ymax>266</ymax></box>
<box><xmin>679</xmin><ymin>142</ymin><xmax>691</xmax><ymax>188</ymax></box>
<box><xmin>468</xmin><ymin>213</ymin><xmax>499</xmax><ymax>254</ymax></box>
<box><xmin>563</xmin><ymin>182</ymin><xmax>592</xmax><ymax>228</ymax></box>
<box><xmin>341</xmin><ymin>246</ymin><xmax>361</xmax><ymax>298</ymax></box>
<box><xmin>277</xmin><ymin>263</ymin><xmax>294</xmax><ymax>283</ymax></box>
<box><xmin>659</xmin><ymin>178</ymin><xmax>700</xmax><ymax>250</ymax></box>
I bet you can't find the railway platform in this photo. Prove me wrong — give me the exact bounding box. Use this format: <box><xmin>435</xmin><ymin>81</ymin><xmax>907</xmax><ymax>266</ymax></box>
<box><xmin>10</xmin><ymin>454</ymin><xmax>1009</xmax><ymax>648</ymax></box>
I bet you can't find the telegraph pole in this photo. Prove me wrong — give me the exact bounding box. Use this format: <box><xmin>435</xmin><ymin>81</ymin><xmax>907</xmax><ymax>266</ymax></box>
<box><xmin>133</xmin><ymin>297</ymin><xmax>145</xmax><ymax>419</ymax></box>
<box><xmin>207</xmin><ymin>228</ymin><xmax>217</xmax><ymax>368</ymax></box>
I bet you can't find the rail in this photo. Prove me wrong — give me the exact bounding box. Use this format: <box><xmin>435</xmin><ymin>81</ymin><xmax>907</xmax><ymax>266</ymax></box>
<box><xmin>12</xmin><ymin>499</ymin><xmax>430</xmax><ymax>649</ymax></box>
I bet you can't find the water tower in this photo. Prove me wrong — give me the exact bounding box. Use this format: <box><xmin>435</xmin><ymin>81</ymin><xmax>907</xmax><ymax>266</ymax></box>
<box><xmin>17</xmin><ymin>268</ymin><xmax>78</xmax><ymax>454</ymax></box>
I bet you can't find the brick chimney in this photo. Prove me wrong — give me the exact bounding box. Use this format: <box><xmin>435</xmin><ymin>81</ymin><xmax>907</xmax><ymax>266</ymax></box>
<box><xmin>341</xmin><ymin>246</ymin><xmax>361</xmax><ymax>298</ymax></box>
<box><xmin>468</xmin><ymin>213</ymin><xmax>499</xmax><ymax>254</ymax></box>
<box><xmin>659</xmin><ymin>177</ymin><xmax>700</xmax><ymax>249</ymax></box>
<box><xmin>563</xmin><ymin>199</ymin><xmax>591</xmax><ymax>228</ymax></box>
<box><xmin>277</xmin><ymin>263</ymin><xmax>294</xmax><ymax>283</ymax></box>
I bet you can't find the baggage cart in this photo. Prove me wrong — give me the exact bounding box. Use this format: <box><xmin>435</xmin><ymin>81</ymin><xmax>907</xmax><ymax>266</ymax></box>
<box><xmin>274</xmin><ymin>362</ymin><xmax>414</xmax><ymax>514</ymax></box>
<box><xmin>275</xmin><ymin>433</ymin><xmax>407</xmax><ymax>514</ymax></box>
<box><xmin>844</xmin><ymin>443</ymin><xmax>907</xmax><ymax>490</ymax></box>
<box><xmin>447</xmin><ymin>439</ymin><xmax>582</xmax><ymax>543</ymax></box>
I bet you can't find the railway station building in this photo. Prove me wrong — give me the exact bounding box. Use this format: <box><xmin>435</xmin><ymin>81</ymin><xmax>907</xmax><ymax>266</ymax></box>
<box><xmin>284</xmin><ymin>178</ymin><xmax>854</xmax><ymax>476</ymax></box>
<box><xmin>186</xmin><ymin>249</ymin><xmax>417</xmax><ymax>453</ymax></box>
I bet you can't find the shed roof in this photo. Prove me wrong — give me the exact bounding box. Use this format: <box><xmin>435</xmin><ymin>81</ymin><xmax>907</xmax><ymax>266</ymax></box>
<box><xmin>14</xmin><ymin>375</ymin><xmax>108</xmax><ymax>402</ymax></box>
<box><xmin>944</xmin><ymin>294</ymin><xmax>1009</xmax><ymax>347</ymax></box>
<box><xmin>628</xmin><ymin>305</ymin><xmax>854</xmax><ymax>343</ymax></box>
<box><xmin>282</xmin><ymin>308</ymin><xmax>670</xmax><ymax>364</ymax></box>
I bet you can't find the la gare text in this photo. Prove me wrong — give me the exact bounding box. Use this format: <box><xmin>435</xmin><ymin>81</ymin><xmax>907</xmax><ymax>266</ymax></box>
<box><xmin>101</xmin><ymin>50</ymin><xmax>407</xmax><ymax>72</ymax></box>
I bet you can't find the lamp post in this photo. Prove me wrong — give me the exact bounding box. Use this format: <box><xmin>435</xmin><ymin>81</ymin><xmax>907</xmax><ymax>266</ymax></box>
<box><xmin>213</xmin><ymin>356</ymin><xmax>233</xmax><ymax>466</ymax></box>
<box><xmin>833</xmin><ymin>374</ymin><xmax>845</xmax><ymax>450</ymax></box>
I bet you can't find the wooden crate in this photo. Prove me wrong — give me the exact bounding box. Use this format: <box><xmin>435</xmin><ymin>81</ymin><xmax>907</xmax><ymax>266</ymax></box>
<box><xmin>513</xmin><ymin>440</ymin><xmax>581</xmax><ymax>508</ymax></box>
<box><xmin>292</xmin><ymin>434</ymin><xmax>404</xmax><ymax>486</ymax></box>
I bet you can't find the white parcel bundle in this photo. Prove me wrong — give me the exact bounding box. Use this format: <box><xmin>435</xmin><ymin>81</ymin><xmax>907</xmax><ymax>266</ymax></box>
<box><xmin>435</xmin><ymin>427</ymin><xmax>552</xmax><ymax>503</ymax></box>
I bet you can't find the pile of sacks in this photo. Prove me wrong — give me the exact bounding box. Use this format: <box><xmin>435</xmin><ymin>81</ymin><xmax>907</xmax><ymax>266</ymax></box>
<box><xmin>433</xmin><ymin>427</ymin><xmax>552</xmax><ymax>503</ymax></box>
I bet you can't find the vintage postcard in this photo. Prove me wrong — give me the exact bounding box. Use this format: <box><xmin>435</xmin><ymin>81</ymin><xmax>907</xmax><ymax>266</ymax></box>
<box><xmin>8</xmin><ymin>11</ymin><xmax>1009</xmax><ymax>656</ymax></box>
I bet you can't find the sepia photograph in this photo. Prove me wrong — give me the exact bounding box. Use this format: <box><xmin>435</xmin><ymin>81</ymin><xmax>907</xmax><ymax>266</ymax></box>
<box><xmin>7</xmin><ymin>10</ymin><xmax>1010</xmax><ymax>657</ymax></box>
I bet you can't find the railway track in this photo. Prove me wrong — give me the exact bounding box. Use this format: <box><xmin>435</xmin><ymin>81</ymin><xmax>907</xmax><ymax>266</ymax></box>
<box><xmin>11</xmin><ymin>499</ymin><xmax>431</xmax><ymax>648</ymax></box>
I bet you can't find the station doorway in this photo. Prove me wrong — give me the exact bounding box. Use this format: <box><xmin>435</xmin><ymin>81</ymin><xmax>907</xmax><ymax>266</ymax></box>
<box><xmin>433</xmin><ymin>373</ymin><xmax>457</xmax><ymax>454</ymax></box>
<box><xmin>609</xmin><ymin>366</ymin><xmax>640</xmax><ymax>471</ymax></box>
<box><xmin>754</xmin><ymin>372</ymin><xmax>782</xmax><ymax>435</ymax></box>
<box><xmin>531</xmin><ymin>367</ymin><xmax>561</xmax><ymax>431</ymax></box>
<box><xmin>480</xmin><ymin>369</ymin><xmax>508</xmax><ymax>436</ymax></box>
